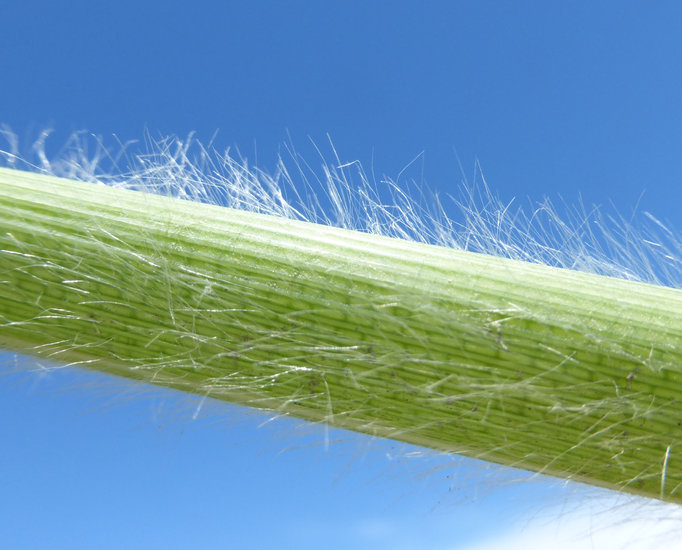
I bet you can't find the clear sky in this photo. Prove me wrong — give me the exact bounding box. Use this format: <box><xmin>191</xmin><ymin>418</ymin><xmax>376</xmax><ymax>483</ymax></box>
<box><xmin>1</xmin><ymin>2</ymin><xmax>681</xmax><ymax>548</ymax></box>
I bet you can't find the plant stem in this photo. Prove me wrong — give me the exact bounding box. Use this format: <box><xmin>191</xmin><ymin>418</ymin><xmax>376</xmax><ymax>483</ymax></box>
<box><xmin>1</xmin><ymin>166</ymin><xmax>681</xmax><ymax>501</ymax></box>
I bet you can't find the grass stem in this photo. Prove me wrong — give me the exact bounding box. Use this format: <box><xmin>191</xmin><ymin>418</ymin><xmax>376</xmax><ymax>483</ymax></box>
<box><xmin>1</xmin><ymin>166</ymin><xmax>681</xmax><ymax>502</ymax></box>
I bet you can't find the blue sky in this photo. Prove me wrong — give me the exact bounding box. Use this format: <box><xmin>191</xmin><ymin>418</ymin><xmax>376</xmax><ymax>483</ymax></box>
<box><xmin>1</xmin><ymin>2</ymin><xmax>681</xmax><ymax>548</ymax></box>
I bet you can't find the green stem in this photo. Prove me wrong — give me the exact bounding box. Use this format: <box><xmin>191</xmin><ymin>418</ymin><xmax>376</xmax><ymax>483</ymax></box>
<box><xmin>1</xmin><ymin>166</ymin><xmax>681</xmax><ymax>502</ymax></box>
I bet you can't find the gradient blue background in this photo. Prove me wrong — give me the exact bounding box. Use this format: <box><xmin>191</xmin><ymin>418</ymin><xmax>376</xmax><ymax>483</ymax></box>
<box><xmin>1</xmin><ymin>2</ymin><xmax>681</xmax><ymax>548</ymax></box>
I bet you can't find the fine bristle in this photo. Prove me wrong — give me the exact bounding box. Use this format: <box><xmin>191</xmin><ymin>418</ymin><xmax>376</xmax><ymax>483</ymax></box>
<box><xmin>3</xmin><ymin>128</ymin><xmax>679</xmax><ymax>289</ymax></box>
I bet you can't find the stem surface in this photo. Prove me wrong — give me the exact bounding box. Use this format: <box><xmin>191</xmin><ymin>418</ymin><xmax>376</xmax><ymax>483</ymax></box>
<box><xmin>1</xmin><ymin>167</ymin><xmax>681</xmax><ymax>501</ymax></box>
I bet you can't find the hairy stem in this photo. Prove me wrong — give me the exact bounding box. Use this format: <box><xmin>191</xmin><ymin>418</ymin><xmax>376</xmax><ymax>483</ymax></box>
<box><xmin>1</xmin><ymin>166</ymin><xmax>681</xmax><ymax>502</ymax></box>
